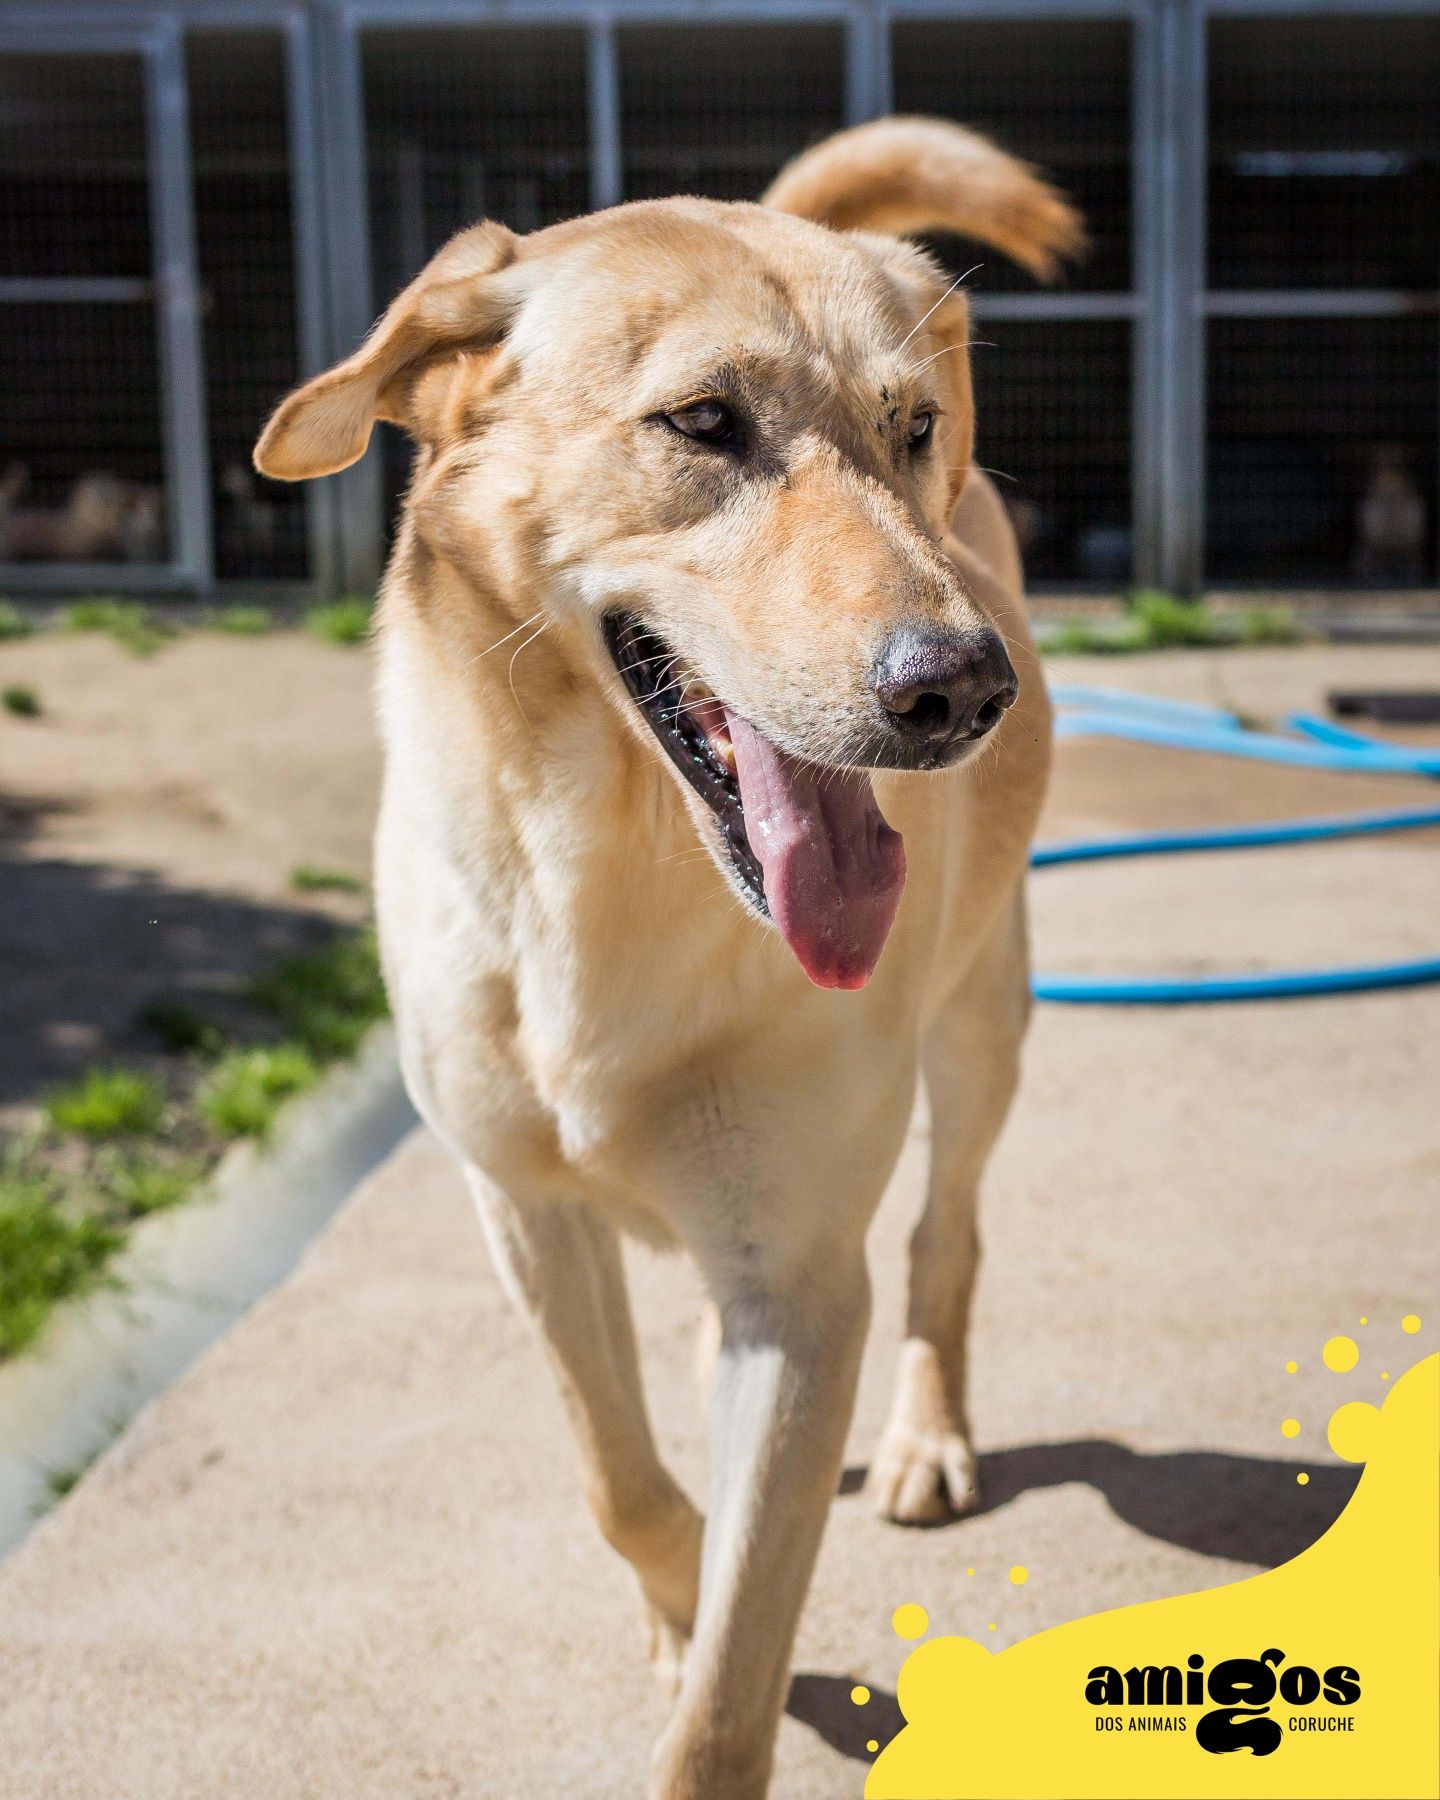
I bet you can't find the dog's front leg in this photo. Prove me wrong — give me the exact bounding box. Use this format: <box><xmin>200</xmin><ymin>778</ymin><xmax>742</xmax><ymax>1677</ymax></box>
<box><xmin>649</xmin><ymin>1247</ymin><xmax>871</xmax><ymax>1799</ymax></box>
<box><xmin>467</xmin><ymin>1172</ymin><xmax>703</xmax><ymax>1691</ymax></box>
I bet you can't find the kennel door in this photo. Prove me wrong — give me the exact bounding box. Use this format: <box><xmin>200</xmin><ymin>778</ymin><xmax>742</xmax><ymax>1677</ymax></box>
<box><xmin>0</xmin><ymin>22</ymin><xmax>210</xmax><ymax>591</ymax></box>
<box><xmin>1203</xmin><ymin>9</ymin><xmax>1440</xmax><ymax>589</ymax></box>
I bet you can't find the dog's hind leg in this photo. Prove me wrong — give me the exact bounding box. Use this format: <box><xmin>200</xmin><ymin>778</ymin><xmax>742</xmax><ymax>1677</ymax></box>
<box><xmin>469</xmin><ymin>1174</ymin><xmax>703</xmax><ymax>1693</ymax></box>
<box><xmin>869</xmin><ymin>893</ymin><xmax>1031</xmax><ymax>1525</ymax></box>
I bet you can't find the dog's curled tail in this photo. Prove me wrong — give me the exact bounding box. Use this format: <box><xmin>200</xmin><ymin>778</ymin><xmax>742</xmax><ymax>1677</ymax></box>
<box><xmin>761</xmin><ymin>116</ymin><xmax>1085</xmax><ymax>282</ymax></box>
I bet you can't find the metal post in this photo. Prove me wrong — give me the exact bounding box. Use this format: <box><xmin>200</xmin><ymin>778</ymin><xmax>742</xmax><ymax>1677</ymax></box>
<box><xmin>284</xmin><ymin>3</ymin><xmax>341</xmax><ymax>593</ymax></box>
<box><xmin>1130</xmin><ymin>0</ymin><xmax>1160</xmax><ymax>589</ymax></box>
<box><xmin>588</xmin><ymin>16</ymin><xmax>623</xmax><ymax>210</ymax></box>
<box><xmin>845</xmin><ymin>3</ymin><xmax>891</xmax><ymax>124</ymax></box>
<box><xmin>146</xmin><ymin>18</ymin><xmax>214</xmax><ymax>591</ymax></box>
<box><xmin>317</xmin><ymin>2</ymin><xmax>384</xmax><ymax>595</ymax></box>
<box><xmin>1150</xmin><ymin>0</ymin><xmax>1206</xmax><ymax>595</ymax></box>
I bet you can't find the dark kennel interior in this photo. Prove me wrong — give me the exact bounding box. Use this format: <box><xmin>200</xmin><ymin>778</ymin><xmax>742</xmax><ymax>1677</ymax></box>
<box><xmin>1</xmin><ymin>3</ymin><xmax>1435</xmax><ymax>594</ymax></box>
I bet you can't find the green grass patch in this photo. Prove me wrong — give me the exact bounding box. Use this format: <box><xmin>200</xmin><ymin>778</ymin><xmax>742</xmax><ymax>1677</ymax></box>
<box><xmin>2</xmin><ymin>683</ymin><xmax>41</xmax><ymax>718</ymax></box>
<box><xmin>199</xmin><ymin>1043</ymin><xmax>320</xmax><ymax>1139</ymax></box>
<box><xmin>42</xmin><ymin>1456</ymin><xmax>89</xmax><ymax>1505</ymax></box>
<box><xmin>33</xmin><ymin>1412</ymin><xmax>129</xmax><ymax>1513</ymax></box>
<box><xmin>1238</xmin><ymin>603</ymin><xmax>1300</xmax><ymax>646</ymax></box>
<box><xmin>1045</xmin><ymin>615</ymin><xmax>1150</xmax><ymax>656</ymax></box>
<box><xmin>1044</xmin><ymin>592</ymin><xmax>1302</xmax><ymax>658</ymax></box>
<box><xmin>5</xmin><ymin>928</ymin><xmax>384</xmax><ymax>1361</ymax></box>
<box><xmin>304</xmin><ymin>596</ymin><xmax>373</xmax><ymax>646</ymax></box>
<box><xmin>45</xmin><ymin>1066</ymin><xmax>166</xmax><ymax>1140</ymax></box>
<box><xmin>0</xmin><ymin>1169</ymin><xmax>127</xmax><ymax>1359</ymax></box>
<box><xmin>138</xmin><ymin>1000</ymin><xmax>227</xmax><ymax>1057</ymax></box>
<box><xmin>0</xmin><ymin>600</ymin><xmax>35</xmax><ymax>641</ymax></box>
<box><xmin>1127</xmin><ymin>589</ymin><xmax>1220</xmax><ymax>649</ymax></box>
<box><xmin>247</xmin><ymin>932</ymin><xmax>388</xmax><ymax>1061</ymax></box>
<box><xmin>290</xmin><ymin>863</ymin><xmax>365</xmax><ymax>895</ymax></box>
<box><xmin>212</xmin><ymin>604</ymin><xmax>273</xmax><ymax>637</ymax></box>
<box><xmin>62</xmin><ymin>597</ymin><xmax>176</xmax><ymax>657</ymax></box>
<box><xmin>98</xmin><ymin>1152</ymin><xmax>204</xmax><ymax>1217</ymax></box>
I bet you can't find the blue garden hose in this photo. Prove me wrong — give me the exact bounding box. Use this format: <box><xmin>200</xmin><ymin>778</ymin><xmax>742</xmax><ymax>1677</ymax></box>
<box><xmin>1032</xmin><ymin>685</ymin><xmax>1440</xmax><ymax>1004</ymax></box>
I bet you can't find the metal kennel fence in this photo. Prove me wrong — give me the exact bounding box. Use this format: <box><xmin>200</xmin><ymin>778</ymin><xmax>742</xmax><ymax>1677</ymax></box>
<box><xmin>1</xmin><ymin>0</ymin><xmax>1436</xmax><ymax>597</ymax></box>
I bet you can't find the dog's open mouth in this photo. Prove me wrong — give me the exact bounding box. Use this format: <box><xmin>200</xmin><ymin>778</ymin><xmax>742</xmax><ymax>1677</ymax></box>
<box><xmin>604</xmin><ymin>611</ymin><xmax>766</xmax><ymax>910</ymax></box>
<box><xmin>604</xmin><ymin>612</ymin><xmax>907</xmax><ymax>991</ymax></box>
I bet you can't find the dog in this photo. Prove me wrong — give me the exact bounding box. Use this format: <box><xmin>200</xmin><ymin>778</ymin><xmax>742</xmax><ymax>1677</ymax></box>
<box><xmin>1354</xmin><ymin>442</ymin><xmax>1426</xmax><ymax>587</ymax></box>
<box><xmin>256</xmin><ymin>117</ymin><xmax>1078</xmax><ymax>1798</ymax></box>
<box><xmin>0</xmin><ymin>463</ymin><xmax>164</xmax><ymax>562</ymax></box>
<box><xmin>219</xmin><ymin>459</ymin><xmax>280</xmax><ymax>573</ymax></box>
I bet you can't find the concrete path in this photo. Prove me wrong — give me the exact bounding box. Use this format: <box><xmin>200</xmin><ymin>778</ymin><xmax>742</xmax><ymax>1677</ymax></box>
<box><xmin>1</xmin><ymin>647</ymin><xmax>1436</xmax><ymax>1798</ymax></box>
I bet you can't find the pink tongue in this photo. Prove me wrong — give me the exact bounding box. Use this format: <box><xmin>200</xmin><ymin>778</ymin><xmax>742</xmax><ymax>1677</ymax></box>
<box><xmin>726</xmin><ymin>711</ymin><xmax>906</xmax><ymax>990</ymax></box>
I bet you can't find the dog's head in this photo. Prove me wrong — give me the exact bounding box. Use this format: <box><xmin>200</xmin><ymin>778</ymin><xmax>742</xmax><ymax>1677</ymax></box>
<box><xmin>257</xmin><ymin>158</ymin><xmax>1069</xmax><ymax>987</ymax></box>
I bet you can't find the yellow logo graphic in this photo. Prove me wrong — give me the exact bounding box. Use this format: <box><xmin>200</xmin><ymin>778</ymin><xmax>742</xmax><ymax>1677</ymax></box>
<box><xmin>867</xmin><ymin>1351</ymin><xmax>1438</xmax><ymax>1798</ymax></box>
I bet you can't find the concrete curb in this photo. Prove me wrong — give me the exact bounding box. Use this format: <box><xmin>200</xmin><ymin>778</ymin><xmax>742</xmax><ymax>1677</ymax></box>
<box><xmin>0</xmin><ymin>1024</ymin><xmax>417</xmax><ymax>1556</ymax></box>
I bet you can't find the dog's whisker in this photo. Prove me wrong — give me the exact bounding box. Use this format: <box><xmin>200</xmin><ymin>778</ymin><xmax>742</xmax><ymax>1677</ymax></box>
<box><xmin>909</xmin><ymin>340</ymin><xmax>994</xmax><ymax>375</ymax></box>
<box><xmin>505</xmin><ymin>618</ymin><xmax>553</xmax><ymax>728</ymax></box>
<box><xmin>895</xmin><ymin>264</ymin><xmax>983</xmax><ymax>354</ymax></box>
<box><xmin>461</xmin><ymin>608</ymin><xmax>546</xmax><ymax>669</ymax></box>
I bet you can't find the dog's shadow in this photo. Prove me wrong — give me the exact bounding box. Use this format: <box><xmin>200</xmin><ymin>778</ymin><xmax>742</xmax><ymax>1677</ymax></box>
<box><xmin>786</xmin><ymin>1671</ymin><xmax>903</xmax><ymax>1763</ymax></box>
<box><xmin>793</xmin><ymin>1440</ymin><xmax>1359</xmax><ymax>1763</ymax></box>
<box><xmin>842</xmin><ymin>1437</ymin><xmax>1358</xmax><ymax>1566</ymax></box>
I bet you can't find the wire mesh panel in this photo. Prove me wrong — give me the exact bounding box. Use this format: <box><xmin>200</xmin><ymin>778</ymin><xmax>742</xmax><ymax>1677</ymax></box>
<box><xmin>617</xmin><ymin>22</ymin><xmax>845</xmax><ymax>203</ymax></box>
<box><xmin>1208</xmin><ymin>15</ymin><xmax>1440</xmax><ymax>292</ymax></box>
<box><xmin>890</xmin><ymin>17</ymin><xmax>1132</xmax><ymax>295</ymax></box>
<box><xmin>890</xmin><ymin>16</ymin><xmax>1133</xmax><ymax>586</ymax></box>
<box><xmin>1206</xmin><ymin>316</ymin><xmax>1437</xmax><ymax>586</ymax></box>
<box><xmin>0</xmin><ymin>301</ymin><xmax>165</xmax><ymax>560</ymax></box>
<box><xmin>188</xmin><ymin>29</ymin><xmax>306</xmax><ymax>581</ymax></box>
<box><xmin>971</xmin><ymin>320</ymin><xmax>1133</xmax><ymax>584</ymax></box>
<box><xmin>0</xmin><ymin>50</ymin><xmax>166</xmax><ymax>565</ymax></box>
<box><xmin>361</xmin><ymin>25</ymin><xmax>590</xmax><ymax>532</ymax></box>
<box><xmin>0</xmin><ymin>51</ymin><xmax>150</xmax><ymax>281</ymax></box>
<box><xmin>362</xmin><ymin>25</ymin><xmax>590</xmax><ymax>298</ymax></box>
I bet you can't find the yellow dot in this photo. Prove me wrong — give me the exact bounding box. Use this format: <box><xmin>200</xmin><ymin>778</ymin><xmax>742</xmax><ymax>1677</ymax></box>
<box><xmin>892</xmin><ymin>1604</ymin><xmax>929</xmax><ymax>1641</ymax></box>
<box><xmin>1008</xmin><ymin>1566</ymin><xmax>1029</xmax><ymax>1586</ymax></box>
<box><xmin>986</xmin><ymin>1621</ymin><xmax>997</xmax><ymax>1632</ymax></box>
<box><xmin>1296</xmin><ymin>1472</ymin><xmax>1310</xmax><ymax>1486</ymax></box>
<box><xmin>867</xmin><ymin>1740</ymin><xmax>879</xmax><ymax>1754</ymax></box>
<box><xmin>965</xmin><ymin>1567</ymin><xmax>975</xmax><ymax>1577</ymax></box>
<box><xmin>1402</xmin><ymin>1313</ymin><xmax>1421</xmax><ymax>1335</ymax></box>
<box><xmin>1285</xmin><ymin>1360</ymin><xmax>1298</xmax><ymax>1374</ymax></box>
<box><xmin>1281</xmin><ymin>1417</ymin><xmax>1301</xmax><ymax>1438</ymax></box>
<box><xmin>1359</xmin><ymin>1316</ymin><xmax>1368</xmax><ymax>1326</ymax></box>
<box><xmin>1381</xmin><ymin>1371</ymin><xmax>1390</xmax><ymax>1380</ymax></box>
<box><xmin>1327</xmin><ymin>1400</ymin><xmax>1381</xmax><ymax>1464</ymax></box>
<box><xmin>851</xmin><ymin>1685</ymin><xmax>870</xmax><ymax>1707</ymax></box>
<box><xmin>1322</xmin><ymin>1335</ymin><xmax>1359</xmax><ymax>1373</ymax></box>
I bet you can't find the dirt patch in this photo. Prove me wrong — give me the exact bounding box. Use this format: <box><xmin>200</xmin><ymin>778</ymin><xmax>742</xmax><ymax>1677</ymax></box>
<box><xmin>0</xmin><ymin>631</ymin><xmax>379</xmax><ymax>1127</ymax></box>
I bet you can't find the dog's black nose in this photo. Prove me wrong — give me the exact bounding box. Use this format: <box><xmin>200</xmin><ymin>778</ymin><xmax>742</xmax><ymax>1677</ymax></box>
<box><xmin>873</xmin><ymin>625</ymin><xmax>1018</xmax><ymax>748</ymax></box>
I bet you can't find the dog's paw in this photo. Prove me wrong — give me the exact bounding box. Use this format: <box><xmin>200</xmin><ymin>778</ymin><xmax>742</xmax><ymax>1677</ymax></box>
<box><xmin>646</xmin><ymin>1602</ymin><xmax>691</xmax><ymax>1700</ymax></box>
<box><xmin>867</xmin><ymin>1423</ymin><xmax>978</xmax><ymax>1525</ymax></box>
<box><xmin>639</xmin><ymin>1498</ymin><xmax>702</xmax><ymax>1698</ymax></box>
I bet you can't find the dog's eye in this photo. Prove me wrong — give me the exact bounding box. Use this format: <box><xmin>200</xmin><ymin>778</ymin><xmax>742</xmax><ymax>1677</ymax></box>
<box><xmin>663</xmin><ymin>400</ymin><xmax>739</xmax><ymax>448</ymax></box>
<box><xmin>907</xmin><ymin>411</ymin><xmax>935</xmax><ymax>451</ymax></box>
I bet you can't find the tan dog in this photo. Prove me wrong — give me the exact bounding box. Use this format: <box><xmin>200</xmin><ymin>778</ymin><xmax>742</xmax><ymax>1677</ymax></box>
<box><xmin>257</xmin><ymin>118</ymin><xmax>1078</xmax><ymax>1799</ymax></box>
<box><xmin>0</xmin><ymin>464</ymin><xmax>163</xmax><ymax>562</ymax></box>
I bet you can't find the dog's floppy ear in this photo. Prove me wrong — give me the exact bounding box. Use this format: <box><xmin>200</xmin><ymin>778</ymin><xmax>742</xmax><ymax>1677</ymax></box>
<box><xmin>255</xmin><ymin>222</ymin><xmax>519</xmax><ymax>481</ymax></box>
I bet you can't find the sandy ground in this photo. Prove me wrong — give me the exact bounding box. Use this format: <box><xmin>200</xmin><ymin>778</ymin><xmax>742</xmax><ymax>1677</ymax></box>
<box><xmin>0</xmin><ymin>632</ymin><xmax>378</xmax><ymax>1129</ymax></box>
<box><xmin>0</xmin><ymin>644</ymin><xmax>1436</xmax><ymax>1797</ymax></box>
